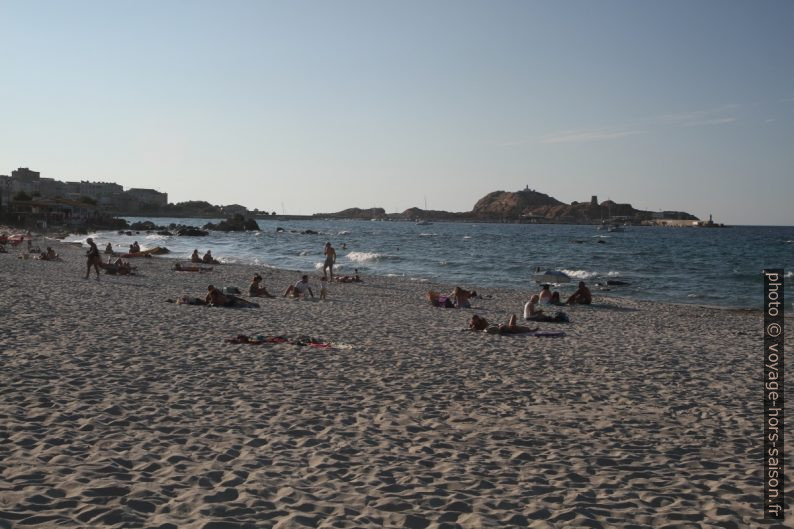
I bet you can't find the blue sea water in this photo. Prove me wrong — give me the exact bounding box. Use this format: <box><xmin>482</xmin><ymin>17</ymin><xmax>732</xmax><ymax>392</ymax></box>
<box><xmin>67</xmin><ymin>218</ymin><xmax>793</xmax><ymax>309</ymax></box>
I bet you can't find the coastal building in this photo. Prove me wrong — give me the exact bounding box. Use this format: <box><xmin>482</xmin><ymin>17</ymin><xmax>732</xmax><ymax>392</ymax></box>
<box><xmin>125</xmin><ymin>188</ymin><xmax>168</xmax><ymax>210</ymax></box>
<box><xmin>0</xmin><ymin>167</ymin><xmax>168</xmax><ymax>214</ymax></box>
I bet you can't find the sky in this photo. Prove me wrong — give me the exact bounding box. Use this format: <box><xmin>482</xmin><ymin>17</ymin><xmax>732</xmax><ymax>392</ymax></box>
<box><xmin>1</xmin><ymin>0</ymin><xmax>792</xmax><ymax>224</ymax></box>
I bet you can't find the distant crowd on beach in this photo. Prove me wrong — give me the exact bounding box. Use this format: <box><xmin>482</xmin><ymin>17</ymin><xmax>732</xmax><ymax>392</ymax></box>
<box><xmin>7</xmin><ymin>232</ymin><xmax>593</xmax><ymax>338</ymax></box>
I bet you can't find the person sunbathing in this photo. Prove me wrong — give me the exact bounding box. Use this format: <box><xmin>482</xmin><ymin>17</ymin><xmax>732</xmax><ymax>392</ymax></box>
<box><xmin>173</xmin><ymin>262</ymin><xmax>212</xmax><ymax>272</ymax></box>
<box><xmin>46</xmin><ymin>247</ymin><xmax>59</xmax><ymax>260</ymax></box>
<box><xmin>249</xmin><ymin>274</ymin><xmax>275</xmax><ymax>298</ymax></box>
<box><xmin>469</xmin><ymin>314</ymin><xmax>538</xmax><ymax>334</ymax></box>
<box><xmin>336</xmin><ymin>269</ymin><xmax>363</xmax><ymax>283</ymax></box>
<box><xmin>191</xmin><ymin>249</ymin><xmax>202</xmax><ymax>263</ymax></box>
<box><xmin>566</xmin><ymin>281</ymin><xmax>592</xmax><ymax>305</ymax></box>
<box><xmin>206</xmin><ymin>285</ymin><xmax>259</xmax><ymax>308</ymax></box>
<box><xmin>524</xmin><ymin>295</ymin><xmax>570</xmax><ymax>322</ymax></box>
<box><xmin>427</xmin><ymin>290</ymin><xmax>454</xmax><ymax>308</ymax></box>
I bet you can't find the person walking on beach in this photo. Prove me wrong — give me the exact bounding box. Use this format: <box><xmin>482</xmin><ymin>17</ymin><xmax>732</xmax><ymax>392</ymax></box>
<box><xmin>84</xmin><ymin>237</ymin><xmax>101</xmax><ymax>280</ymax></box>
<box><xmin>323</xmin><ymin>242</ymin><xmax>336</xmax><ymax>281</ymax></box>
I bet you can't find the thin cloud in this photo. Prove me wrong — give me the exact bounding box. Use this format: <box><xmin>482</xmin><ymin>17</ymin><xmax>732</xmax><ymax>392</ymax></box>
<box><xmin>765</xmin><ymin>118</ymin><xmax>777</xmax><ymax>123</ymax></box>
<box><xmin>682</xmin><ymin>117</ymin><xmax>736</xmax><ymax>127</ymax></box>
<box><xmin>541</xmin><ymin>128</ymin><xmax>647</xmax><ymax>144</ymax></box>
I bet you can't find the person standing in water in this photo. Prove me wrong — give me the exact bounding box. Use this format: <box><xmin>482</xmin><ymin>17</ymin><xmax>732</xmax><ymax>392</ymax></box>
<box><xmin>323</xmin><ymin>242</ymin><xmax>337</xmax><ymax>281</ymax></box>
<box><xmin>84</xmin><ymin>237</ymin><xmax>101</xmax><ymax>280</ymax></box>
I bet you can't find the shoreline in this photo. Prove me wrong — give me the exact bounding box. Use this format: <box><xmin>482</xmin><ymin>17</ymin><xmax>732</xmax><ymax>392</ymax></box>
<box><xmin>1</xmin><ymin>238</ymin><xmax>789</xmax><ymax>528</ymax></box>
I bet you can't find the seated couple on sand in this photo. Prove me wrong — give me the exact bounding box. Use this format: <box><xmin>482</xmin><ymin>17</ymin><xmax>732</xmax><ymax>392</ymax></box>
<box><xmin>192</xmin><ymin>249</ymin><xmax>220</xmax><ymax>265</ymax></box>
<box><xmin>427</xmin><ymin>287</ymin><xmax>477</xmax><ymax>308</ymax></box>
<box><xmin>537</xmin><ymin>282</ymin><xmax>591</xmax><ymax>306</ymax></box>
<box><xmin>469</xmin><ymin>314</ymin><xmax>538</xmax><ymax>334</ymax></box>
<box><xmin>524</xmin><ymin>295</ymin><xmax>570</xmax><ymax>323</ymax></box>
<box><xmin>36</xmin><ymin>247</ymin><xmax>60</xmax><ymax>261</ymax></box>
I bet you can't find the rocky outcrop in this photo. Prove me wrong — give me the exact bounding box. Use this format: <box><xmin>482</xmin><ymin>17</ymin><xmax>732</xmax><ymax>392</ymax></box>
<box><xmin>203</xmin><ymin>214</ymin><xmax>260</xmax><ymax>232</ymax></box>
<box><xmin>315</xmin><ymin>207</ymin><xmax>387</xmax><ymax>220</ymax></box>
<box><xmin>472</xmin><ymin>189</ymin><xmax>563</xmax><ymax>218</ymax></box>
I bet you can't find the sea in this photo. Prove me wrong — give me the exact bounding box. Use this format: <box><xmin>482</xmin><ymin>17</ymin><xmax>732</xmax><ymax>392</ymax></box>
<box><xmin>65</xmin><ymin>218</ymin><xmax>793</xmax><ymax>310</ymax></box>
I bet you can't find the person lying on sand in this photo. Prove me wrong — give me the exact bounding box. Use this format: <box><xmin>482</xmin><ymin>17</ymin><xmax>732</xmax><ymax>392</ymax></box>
<box><xmin>191</xmin><ymin>249</ymin><xmax>202</xmax><ymax>263</ymax></box>
<box><xmin>249</xmin><ymin>274</ymin><xmax>275</xmax><ymax>298</ymax></box>
<box><xmin>427</xmin><ymin>290</ymin><xmax>454</xmax><ymax>308</ymax></box>
<box><xmin>206</xmin><ymin>285</ymin><xmax>260</xmax><ymax>308</ymax></box>
<box><xmin>566</xmin><ymin>281</ymin><xmax>592</xmax><ymax>305</ymax></box>
<box><xmin>283</xmin><ymin>275</ymin><xmax>314</xmax><ymax>298</ymax></box>
<box><xmin>524</xmin><ymin>295</ymin><xmax>570</xmax><ymax>322</ymax></box>
<box><xmin>173</xmin><ymin>262</ymin><xmax>213</xmax><ymax>272</ymax></box>
<box><xmin>336</xmin><ymin>268</ymin><xmax>362</xmax><ymax>283</ymax></box>
<box><xmin>469</xmin><ymin>314</ymin><xmax>538</xmax><ymax>334</ymax></box>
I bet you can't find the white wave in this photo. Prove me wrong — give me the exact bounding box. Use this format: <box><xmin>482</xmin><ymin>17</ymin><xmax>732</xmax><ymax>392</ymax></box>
<box><xmin>346</xmin><ymin>251</ymin><xmax>396</xmax><ymax>262</ymax></box>
<box><xmin>144</xmin><ymin>234</ymin><xmax>169</xmax><ymax>240</ymax></box>
<box><xmin>560</xmin><ymin>269</ymin><xmax>599</xmax><ymax>279</ymax></box>
<box><xmin>785</xmin><ymin>271</ymin><xmax>793</xmax><ymax>278</ymax></box>
<box><xmin>337</xmin><ymin>230</ymin><xmax>351</xmax><ymax>235</ymax></box>
<box><xmin>410</xmin><ymin>277</ymin><xmax>429</xmax><ymax>282</ymax></box>
<box><xmin>606</xmin><ymin>271</ymin><xmax>621</xmax><ymax>277</ymax></box>
<box><xmin>418</xmin><ymin>232</ymin><xmax>436</xmax><ymax>237</ymax></box>
<box><xmin>299</xmin><ymin>250</ymin><xmax>311</xmax><ymax>256</ymax></box>
<box><xmin>313</xmin><ymin>262</ymin><xmax>324</xmax><ymax>269</ymax></box>
<box><xmin>463</xmin><ymin>236</ymin><xmax>472</xmax><ymax>239</ymax></box>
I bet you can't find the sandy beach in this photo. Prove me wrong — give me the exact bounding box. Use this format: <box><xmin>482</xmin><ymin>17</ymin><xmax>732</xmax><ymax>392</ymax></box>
<box><xmin>0</xmin><ymin>238</ymin><xmax>789</xmax><ymax>528</ymax></box>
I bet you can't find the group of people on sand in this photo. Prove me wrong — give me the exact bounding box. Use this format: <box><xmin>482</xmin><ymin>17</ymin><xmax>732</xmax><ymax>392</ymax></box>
<box><xmin>191</xmin><ymin>249</ymin><xmax>220</xmax><ymax>265</ymax></box>
<box><xmin>466</xmin><ymin>281</ymin><xmax>593</xmax><ymax>334</ymax></box>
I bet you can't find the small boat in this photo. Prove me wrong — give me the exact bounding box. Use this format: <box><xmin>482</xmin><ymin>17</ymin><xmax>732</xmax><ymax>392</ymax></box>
<box><xmin>416</xmin><ymin>220</ymin><xmax>432</xmax><ymax>226</ymax></box>
<box><xmin>532</xmin><ymin>269</ymin><xmax>571</xmax><ymax>284</ymax></box>
<box><xmin>607</xmin><ymin>225</ymin><xmax>624</xmax><ymax>232</ymax></box>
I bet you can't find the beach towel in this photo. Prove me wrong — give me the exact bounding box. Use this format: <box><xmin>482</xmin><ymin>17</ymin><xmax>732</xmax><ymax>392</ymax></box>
<box><xmin>225</xmin><ymin>334</ymin><xmax>338</xmax><ymax>349</ymax></box>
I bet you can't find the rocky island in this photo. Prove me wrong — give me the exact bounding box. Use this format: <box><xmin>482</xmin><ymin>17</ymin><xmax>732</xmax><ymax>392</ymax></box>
<box><xmin>315</xmin><ymin>187</ymin><xmax>699</xmax><ymax>225</ymax></box>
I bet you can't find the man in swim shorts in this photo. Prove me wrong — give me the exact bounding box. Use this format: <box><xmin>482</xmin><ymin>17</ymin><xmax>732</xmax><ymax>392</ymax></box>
<box><xmin>323</xmin><ymin>242</ymin><xmax>336</xmax><ymax>281</ymax></box>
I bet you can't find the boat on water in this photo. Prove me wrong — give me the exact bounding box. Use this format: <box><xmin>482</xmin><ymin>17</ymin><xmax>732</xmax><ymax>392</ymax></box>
<box><xmin>607</xmin><ymin>225</ymin><xmax>624</xmax><ymax>232</ymax></box>
<box><xmin>532</xmin><ymin>269</ymin><xmax>571</xmax><ymax>284</ymax></box>
<box><xmin>416</xmin><ymin>220</ymin><xmax>432</xmax><ymax>226</ymax></box>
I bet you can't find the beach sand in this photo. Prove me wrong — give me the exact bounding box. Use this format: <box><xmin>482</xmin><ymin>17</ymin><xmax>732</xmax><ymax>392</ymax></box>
<box><xmin>0</xmin><ymin>239</ymin><xmax>789</xmax><ymax>528</ymax></box>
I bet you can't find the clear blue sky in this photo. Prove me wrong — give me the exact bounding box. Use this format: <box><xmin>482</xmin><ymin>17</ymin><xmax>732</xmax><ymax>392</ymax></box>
<box><xmin>1</xmin><ymin>0</ymin><xmax>792</xmax><ymax>224</ymax></box>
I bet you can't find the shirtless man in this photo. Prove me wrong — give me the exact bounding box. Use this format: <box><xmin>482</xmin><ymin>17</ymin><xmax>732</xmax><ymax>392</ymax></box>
<box><xmin>84</xmin><ymin>238</ymin><xmax>101</xmax><ymax>280</ymax></box>
<box><xmin>566</xmin><ymin>281</ymin><xmax>592</xmax><ymax>305</ymax></box>
<box><xmin>323</xmin><ymin>242</ymin><xmax>336</xmax><ymax>281</ymax></box>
